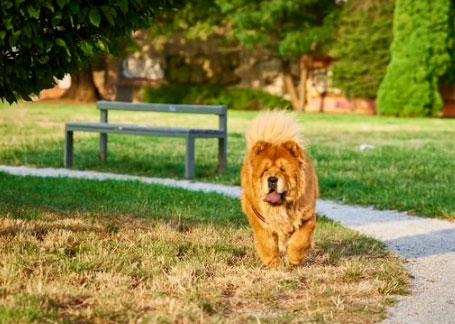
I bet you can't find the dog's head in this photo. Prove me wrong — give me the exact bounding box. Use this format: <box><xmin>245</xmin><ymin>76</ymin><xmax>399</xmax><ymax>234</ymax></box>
<box><xmin>248</xmin><ymin>140</ymin><xmax>306</xmax><ymax>205</ymax></box>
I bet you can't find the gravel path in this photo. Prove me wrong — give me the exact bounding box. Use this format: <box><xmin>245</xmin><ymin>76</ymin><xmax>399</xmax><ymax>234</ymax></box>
<box><xmin>1</xmin><ymin>165</ymin><xmax>454</xmax><ymax>324</ymax></box>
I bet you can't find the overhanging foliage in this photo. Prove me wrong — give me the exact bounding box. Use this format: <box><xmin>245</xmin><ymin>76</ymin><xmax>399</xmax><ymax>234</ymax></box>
<box><xmin>0</xmin><ymin>0</ymin><xmax>180</xmax><ymax>103</ymax></box>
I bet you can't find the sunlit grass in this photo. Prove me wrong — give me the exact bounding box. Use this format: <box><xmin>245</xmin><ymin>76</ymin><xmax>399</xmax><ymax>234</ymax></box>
<box><xmin>1</xmin><ymin>101</ymin><xmax>454</xmax><ymax>219</ymax></box>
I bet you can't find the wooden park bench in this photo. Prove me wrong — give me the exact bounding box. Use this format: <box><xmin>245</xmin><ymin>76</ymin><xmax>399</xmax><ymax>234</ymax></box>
<box><xmin>64</xmin><ymin>101</ymin><xmax>227</xmax><ymax>178</ymax></box>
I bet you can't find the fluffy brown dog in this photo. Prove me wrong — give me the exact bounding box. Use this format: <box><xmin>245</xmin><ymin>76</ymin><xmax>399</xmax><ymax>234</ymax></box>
<box><xmin>241</xmin><ymin>111</ymin><xmax>318</xmax><ymax>267</ymax></box>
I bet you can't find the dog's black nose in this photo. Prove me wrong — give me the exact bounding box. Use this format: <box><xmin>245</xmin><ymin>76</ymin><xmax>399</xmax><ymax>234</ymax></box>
<box><xmin>268</xmin><ymin>176</ymin><xmax>278</xmax><ymax>188</ymax></box>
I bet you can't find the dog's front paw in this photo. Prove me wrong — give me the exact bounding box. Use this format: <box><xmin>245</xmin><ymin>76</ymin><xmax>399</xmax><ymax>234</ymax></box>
<box><xmin>286</xmin><ymin>248</ymin><xmax>309</xmax><ymax>266</ymax></box>
<box><xmin>263</xmin><ymin>256</ymin><xmax>281</xmax><ymax>268</ymax></box>
<box><xmin>286</xmin><ymin>256</ymin><xmax>303</xmax><ymax>266</ymax></box>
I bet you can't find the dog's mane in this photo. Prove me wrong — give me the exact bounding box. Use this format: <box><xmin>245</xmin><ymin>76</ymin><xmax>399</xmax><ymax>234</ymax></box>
<box><xmin>246</xmin><ymin>110</ymin><xmax>301</xmax><ymax>150</ymax></box>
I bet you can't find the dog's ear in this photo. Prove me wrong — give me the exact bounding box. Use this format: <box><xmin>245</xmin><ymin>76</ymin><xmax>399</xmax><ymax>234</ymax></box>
<box><xmin>251</xmin><ymin>141</ymin><xmax>270</xmax><ymax>156</ymax></box>
<box><xmin>283</xmin><ymin>141</ymin><xmax>305</xmax><ymax>160</ymax></box>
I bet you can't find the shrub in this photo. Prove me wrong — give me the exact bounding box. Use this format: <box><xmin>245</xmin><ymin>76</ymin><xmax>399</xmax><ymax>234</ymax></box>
<box><xmin>331</xmin><ymin>0</ymin><xmax>395</xmax><ymax>99</ymax></box>
<box><xmin>142</xmin><ymin>84</ymin><xmax>291</xmax><ymax>110</ymax></box>
<box><xmin>377</xmin><ymin>0</ymin><xmax>455</xmax><ymax>116</ymax></box>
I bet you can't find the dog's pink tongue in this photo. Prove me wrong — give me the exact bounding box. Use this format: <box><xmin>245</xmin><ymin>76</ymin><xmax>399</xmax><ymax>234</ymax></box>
<box><xmin>265</xmin><ymin>191</ymin><xmax>281</xmax><ymax>204</ymax></box>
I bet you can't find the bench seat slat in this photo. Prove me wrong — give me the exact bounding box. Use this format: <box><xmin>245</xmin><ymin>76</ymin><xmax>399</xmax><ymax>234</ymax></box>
<box><xmin>66</xmin><ymin>122</ymin><xmax>224</xmax><ymax>138</ymax></box>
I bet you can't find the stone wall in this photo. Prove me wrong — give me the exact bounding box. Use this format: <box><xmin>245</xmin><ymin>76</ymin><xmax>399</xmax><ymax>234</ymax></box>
<box><xmin>124</xmin><ymin>32</ymin><xmax>288</xmax><ymax>98</ymax></box>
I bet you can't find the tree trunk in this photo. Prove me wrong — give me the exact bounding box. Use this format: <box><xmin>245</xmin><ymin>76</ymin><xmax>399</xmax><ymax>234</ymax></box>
<box><xmin>282</xmin><ymin>60</ymin><xmax>300</xmax><ymax>110</ymax></box>
<box><xmin>63</xmin><ymin>67</ymin><xmax>100</xmax><ymax>102</ymax></box>
<box><xmin>297</xmin><ymin>56</ymin><xmax>312</xmax><ymax>112</ymax></box>
<box><xmin>102</xmin><ymin>55</ymin><xmax>122</xmax><ymax>100</ymax></box>
<box><xmin>282</xmin><ymin>57</ymin><xmax>313</xmax><ymax>111</ymax></box>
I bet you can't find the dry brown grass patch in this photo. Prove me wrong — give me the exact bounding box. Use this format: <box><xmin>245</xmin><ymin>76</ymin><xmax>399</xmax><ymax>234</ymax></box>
<box><xmin>0</xmin><ymin>212</ymin><xmax>408</xmax><ymax>324</ymax></box>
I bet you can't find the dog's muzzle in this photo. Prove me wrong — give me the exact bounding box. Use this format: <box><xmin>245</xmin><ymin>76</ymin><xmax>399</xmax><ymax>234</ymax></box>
<box><xmin>267</xmin><ymin>176</ymin><xmax>278</xmax><ymax>190</ymax></box>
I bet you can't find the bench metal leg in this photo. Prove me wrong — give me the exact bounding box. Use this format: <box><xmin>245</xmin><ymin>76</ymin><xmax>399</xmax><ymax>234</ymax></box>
<box><xmin>100</xmin><ymin>133</ymin><xmax>107</xmax><ymax>161</ymax></box>
<box><xmin>217</xmin><ymin>137</ymin><xmax>227</xmax><ymax>174</ymax></box>
<box><xmin>185</xmin><ymin>136</ymin><xmax>195</xmax><ymax>179</ymax></box>
<box><xmin>64</xmin><ymin>130</ymin><xmax>73</xmax><ymax>168</ymax></box>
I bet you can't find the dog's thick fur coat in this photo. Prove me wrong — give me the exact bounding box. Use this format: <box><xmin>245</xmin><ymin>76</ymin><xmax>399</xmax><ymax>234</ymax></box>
<box><xmin>241</xmin><ymin>111</ymin><xmax>318</xmax><ymax>267</ymax></box>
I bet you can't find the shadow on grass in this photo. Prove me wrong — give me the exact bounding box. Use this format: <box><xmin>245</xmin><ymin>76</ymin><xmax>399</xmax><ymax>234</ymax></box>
<box><xmin>0</xmin><ymin>135</ymin><xmax>244</xmax><ymax>184</ymax></box>
<box><xmin>0</xmin><ymin>172</ymin><xmax>387</xmax><ymax>266</ymax></box>
<box><xmin>0</xmin><ymin>172</ymin><xmax>244</xmax><ymax>227</ymax></box>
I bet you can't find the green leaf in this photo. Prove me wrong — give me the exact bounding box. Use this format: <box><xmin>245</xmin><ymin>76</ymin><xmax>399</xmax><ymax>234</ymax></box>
<box><xmin>97</xmin><ymin>39</ymin><xmax>108</xmax><ymax>51</ymax></box>
<box><xmin>41</xmin><ymin>2</ymin><xmax>54</xmax><ymax>13</ymax></box>
<box><xmin>27</xmin><ymin>5</ymin><xmax>40</xmax><ymax>18</ymax></box>
<box><xmin>23</xmin><ymin>24</ymin><xmax>32</xmax><ymax>37</ymax></box>
<box><xmin>33</xmin><ymin>38</ymin><xmax>44</xmax><ymax>51</ymax></box>
<box><xmin>119</xmin><ymin>0</ymin><xmax>128</xmax><ymax>13</ymax></box>
<box><xmin>79</xmin><ymin>41</ymin><xmax>93</xmax><ymax>56</ymax></box>
<box><xmin>22</xmin><ymin>94</ymin><xmax>33</xmax><ymax>101</ymax></box>
<box><xmin>3</xmin><ymin>18</ymin><xmax>13</xmax><ymax>30</ymax></box>
<box><xmin>0</xmin><ymin>31</ymin><xmax>6</xmax><ymax>40</ymax></box>
<box><xmin>51</xmin><ymin>10</ymin><xmax>63</xmax><ymax>26</ymax></box>
<box><xmin>8</xmin><ymin>34</ymin><xmax>18</xmax><ymax>47</ymax></box>
<box><xmin>101</xmin><ymin>7</ymin><xmax>115</xmax><ymax>26</ymax></box>
<box><xmin>8</xmin><ymin>30</ymin><xmax>22</xmax><ymax>46</ymax></box>
<box><xmin>56</xmin><ymin>0</ymin><xmax>68</xmax><ymax>8</ymax></box>
<box><xmin>55</xmin><ymin>38</ymin><xmax>67</xmax><ymax>49</ymax></box>
<box><xmin>4</xmin><ymin>1</ymin><xmax>13</xmax><ymax>10</ymax></box>
<box><xmin>89</xmin><ymin>8</ymin><xmax>101</xmax><ymax>27</ymax></box>
<box><xmin>39</xmin><ymin>55</ymin><xmax>49</xmax><ymax>64</ymax></box>
<box><xmin>55</xmin><ymin>38</ymin><xmax>71</xmax><ymax>57</ymax></box>
<box><xmin>68</xmin><ymin>1</ymin><xmax>80</xmax><ymax>14</ymax></box>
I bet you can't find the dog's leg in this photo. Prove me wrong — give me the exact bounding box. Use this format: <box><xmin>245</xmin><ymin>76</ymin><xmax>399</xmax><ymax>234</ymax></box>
<box><xmin>242</xmin><ymin>198</ymin><xmax>280</xmax><ymax>267</ymax></box>
<box><xmin>286</xmin><ymin>215</ymin><xmax>316</xmax><ymax>266</ymax></box>
<box><xmin>252</xmin><ymin>227</ymin><xmax>280</xmax><ymax>267</ymax></box>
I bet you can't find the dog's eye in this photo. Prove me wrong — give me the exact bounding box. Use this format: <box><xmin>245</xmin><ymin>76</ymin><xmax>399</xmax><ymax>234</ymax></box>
<box><xmin>280</xmin><ymin>167</ymin><xmax>285</xmax><ymax>172</ymax></box>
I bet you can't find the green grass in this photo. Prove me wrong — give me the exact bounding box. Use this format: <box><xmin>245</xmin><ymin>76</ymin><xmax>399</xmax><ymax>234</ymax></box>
<box><xmin>0</xmin><ymin>172</ymin><xmax>408</xmax><ymax>323</ymax></box>
<box><xmin>1</xmin><ymin>101</ymin><xmax>455</xmax><ymax>219</ymax></box>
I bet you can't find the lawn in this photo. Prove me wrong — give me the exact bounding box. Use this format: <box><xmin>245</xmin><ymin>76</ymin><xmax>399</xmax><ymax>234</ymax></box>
<box><xmin>1</xmin><ymin>101</ymin><xmax>454</xmax><ymax>219</ymax></box>
<box><xmin>0</xmin><ymin>172</ymin><xmax>407</xmax><ymax>323</ymax></box>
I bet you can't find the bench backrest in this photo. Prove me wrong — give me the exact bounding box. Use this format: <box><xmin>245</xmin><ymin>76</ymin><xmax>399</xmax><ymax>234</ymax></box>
<box><xmin>97</xmin><ymin>100</ymin><xmax>227</xmax><ymax>131</ymax></box>
<box><xmin>98</xmin><ymin>101</ymin><xmax>225</xmax><ymax>115</ymax></box>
